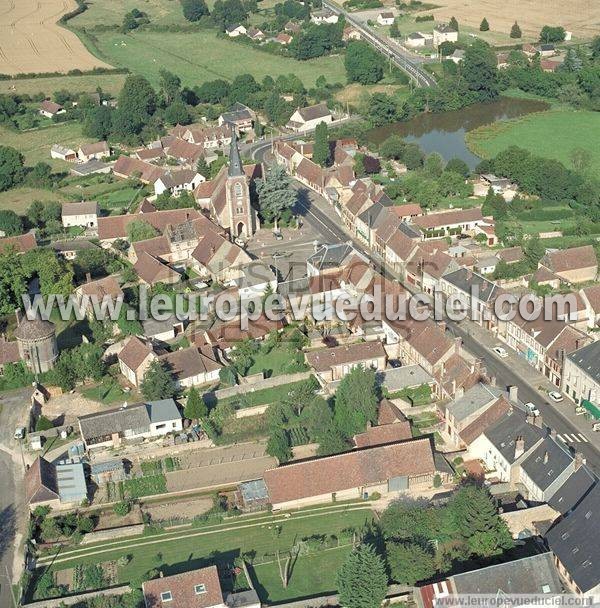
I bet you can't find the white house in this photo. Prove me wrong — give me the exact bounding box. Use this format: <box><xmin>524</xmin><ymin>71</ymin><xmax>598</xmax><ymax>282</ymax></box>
<box><xmin>78</xmin><ymin>399</ymin><xmax>183</xmax><ymax>451</ymax></box>
<box><xmin>377</xmin><ymin>12</ymin><xmax>395</xmax><ymax>25</ymax></box>
<box><xmin>405</xmin><ymin>32</ymin><xmax>429</xmax><ymax>48</ymax></box>
<box><xmin>310</xmin><ymin>9</ymin><xmax>339</xmax><ymax>24</ymax></box>
<box><xmin>39</xmin><ymin>100</ymin><xmax>65</xmax><ymax>118</ymax></box>
<box><xmin>50</xmin><ymin>144</ymin><xmax>77</xmax><ymax>162</ymax></box>
<box><xmin>230</xmin><ymin>261</ymin><xmax>277</xmax><ymax>301</ymax></box>
<box><xmin>61</xmin><ymin>201</ymin><xmax>100</xmax><ymax>229</ymax></box>
<box><xmin>433</xmin><ymin>23</ymin><xmax>458</xmax><ymax>48</ymax></box>
<box><xmin>78</xmin><ymin>141</ymin><xmax>110</xmax><ymax>162</ymax></box>
<box><xmin>154</xmin><ymin>170</ymin><xmax>204</xmax><ymax>196</ymax></box>
<box><xmin>286</xmin><ymin>102</ymin><xmax>333</xmax><ymax>133</ymax></box>
<box><xmin>226</xmin><ymin>24</ymin><xmax>247</xmax><ymax>37</ymax></box>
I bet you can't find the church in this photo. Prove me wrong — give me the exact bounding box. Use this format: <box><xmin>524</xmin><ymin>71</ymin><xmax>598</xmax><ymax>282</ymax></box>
<box><xmin>194</xmin><ymin>130</ymin><xmax>261</xmax><ymax>239</ymax></box>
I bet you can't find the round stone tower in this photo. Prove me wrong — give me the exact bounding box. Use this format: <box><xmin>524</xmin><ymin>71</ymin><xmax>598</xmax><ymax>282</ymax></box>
<box><xmin>15</xmin><ymin>316</ymin><xmax>58</xmax><ymax>374</ymax></box>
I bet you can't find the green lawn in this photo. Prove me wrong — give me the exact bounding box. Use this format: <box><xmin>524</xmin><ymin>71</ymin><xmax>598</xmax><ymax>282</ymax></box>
<box><xmin>71</xmin><ymin>0</ymin><xmax>188</xmax><ymax>28</ymax></box>
<box><xmin>246</xmin><ymin>345</ymin><xmax>308</xmax><ymax>378</ymax></box>
<box><xmin>81</xmin><ymin>381</ymin><xmax>136</xmax><ymax>405</ymax></box>
<box><xmin>0</xmin><ymin>187</ymin><xmax>67</xmax><ymax>215</ymax></box>
<box><xmin>0</xmin><ymin>73</ymin><xmax>127</xmax><ymax>98</ymax></box>
<box><xmin>85</xmin><ymin>29</ymin><xmax>346</xmax><ymax>88</ymax></box>
<box><xmin>34</xmin><ymin>506</ymin><xmax>373</xmax><ymax>602</ymax></box>
<box><xmin>466</xmin><ymin>110</ymin><xmax>600</xmax><ymax>179</ymax></box>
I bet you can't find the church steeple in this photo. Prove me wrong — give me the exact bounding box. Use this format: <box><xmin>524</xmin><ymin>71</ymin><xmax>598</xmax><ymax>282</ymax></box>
<box><xmin>228</xmin><ymin>128</ymin><xmax>244</xmax><ymax>178</ymax></box>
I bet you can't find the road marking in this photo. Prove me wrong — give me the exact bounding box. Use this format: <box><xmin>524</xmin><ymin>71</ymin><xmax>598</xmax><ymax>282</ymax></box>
<box><xmin>578</xmin><ymin>433</ymin><xmax>589</xmax><ymax>443</ymax></box>
<box><xmin>571</xmin><ymin>434</ymin><xmax>582</xmax><ymax>442</ymax></box>
<box><xmin>557</xmin><ymin>434</ymin><xmax>566</xmax><ymax>442</ymax></box>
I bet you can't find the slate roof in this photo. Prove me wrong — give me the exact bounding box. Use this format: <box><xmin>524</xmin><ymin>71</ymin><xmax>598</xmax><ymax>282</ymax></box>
<box><xmin>378</xmin><ymin>365</ymin><xmax>433</xmax><ymax>394</ymax></box>
<box><xmin>448</xmin><ymin>383</ymin><xmax>503</xmax><ymax>422</ymax></box>
<box><xmin>143</xmin><ymin>565</ymin><xmax>223</xmax><ymax>608</ymax></box>
<box><xmin>451</xmin><ymin>552</ymin><xmax>562</xmax><ymax>594</ymax></box>
<box><xmin>566</xmin><ymin>339</ymin><xmax>600</xmax><ymax>383</ymax></box>
<box><xmin>546</xmin><ymin>483</ymin><xmax>600</xmax><ymax>593</ymax></box>
<box><xmin>548</xmin><ymin>466</ymin><xmax>597</xmax><ymax>515</ymax></box>
<box><xmin>443</xmin><ymin>267</ymin><xmax>500</xmax><ymax>302</ymax></box>
<box><xmin>263</xmin><ymin>437</ymin><xmax>436</xmax><ymax>504</ymax></box>
<box><xmin>521</xmin><ymin>436</ymin><xmax>574</xmax><ymax>492</ymax></box>
<box><xmin>307</xmin><ymin>243</ymin><xmax>354</xmax><ymax>272</ymax></box>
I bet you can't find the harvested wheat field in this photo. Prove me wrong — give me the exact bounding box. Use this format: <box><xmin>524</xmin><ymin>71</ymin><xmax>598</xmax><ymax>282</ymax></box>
<box><xmin>430</xmin><ymin>0</ymin><xmax>600</xmax><ymax>40</ymax></box>
<box><xmin>0</xmin><ymin>0</ymin><xmax>111</xmax><ymax>75</ymax></box>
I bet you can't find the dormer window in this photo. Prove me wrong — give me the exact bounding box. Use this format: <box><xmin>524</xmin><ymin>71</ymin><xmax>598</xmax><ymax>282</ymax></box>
<box><xmin>161</xmin><ymin>591</ymin><xmax>173</xmax><ymax>602</ymax></box>
<box><xmin>195</xmin><ymin>584</ymin><xmax>207</xmax><ymax>594</ymax></box>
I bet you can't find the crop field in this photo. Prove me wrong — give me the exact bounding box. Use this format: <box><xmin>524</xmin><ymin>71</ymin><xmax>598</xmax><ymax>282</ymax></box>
<box><xmin>466</xmin><ymin>110</ymin><xmax>600</xmax><ymax>179</ymax></box>
<box><xmin>428</xmin><ymin>0</ymin><xmax>600</xmax><ymax>40</ymax></box>
<box><xmin>0</xmin><ymin>73</ymin><xmax>126</xmax><ymax>96</ymax></box>
<box><xmin>85</xmin><ymin>29</ymin><xmax>346</xmax><ymax>88</ymax></box>
<box><xmin>0</xmin><ymin>0</ymin><xmax>112</xmax><ymax>75</ymax></box>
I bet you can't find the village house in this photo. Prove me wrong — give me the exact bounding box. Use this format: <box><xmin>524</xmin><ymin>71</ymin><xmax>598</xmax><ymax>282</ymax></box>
<box><xmin>538</xmin><ymin>245</ymin><xmax>598</xmax><ymax>285</ymax></box>
<box><xmin>134</xmin><ymin>251</ymin><xmax>183</xmax><ymax>286</ymax></box>
<box><xmin>342</xmin><ymin>26</ymin><xmax>361</xmax><ymax>41</ymax></box>
<box><xmin>154</xmin><ymin>169</ymin><xmax>204</xmax><ymax>197</ymax></box>
<box><xmin>261</xmin><ymin>436</ymin><xmax>442</xmax><ymax>510</ymax></box>
<box><xmin>0</xmin><ymin>232</ymin><xmax>37</xmax><ymax>254</ymax></box>
<box><xmin>77</xmin><ymin>141</ymin><xmax>110</xmax><ymax>162</ymax></box>
<box><xmin>578</xmin><ymin>284</ymin><xmax>600</xmax><ymax>328</ymax></box>
<box><xmin>117</xmin><ymin>336</ymin><xmax>155</xmax><ymax>386</ymax></box>
<box><xmin>50</xmin><ymin>144</ymin><xmax>77</xmax><ymax>162</ymax></box>
<box><xmin>39</xmin><ymin>100</ymin><xmax>65</xmax><ymax>118</ymax></box>
<box><xmin>305</xmin><ymin>341</ymin><xmax>387</xmax><ymax>384</ymax></box>
<box><xmin>286</xmin><ymin>102</ymin><xmax>334</xmax><ymax>133</ymax></box>
<box><xmin>179</xmin><ymin>123</ymin><xmax>232</xmax><ymax>150</ymax></box>
<box><xmin>411</xmin><ymin>207</ymin><xmax>496</xmax><ymax>244</ymax></box>
<box><xmin>377</xmin><ymin>11</ymin><xmax>395</xmax><ymax>25</ymax></box>
<box><xmin>504</xmin><ymin>312</ymin><xmax>590</xmax><ymax>387</ymax></box>
<box><xmin>444</xmin><ymin>382</ymin><xmax>511</xmax><ymax>449</ymax></box>
<box><xmin>230</xmin><ymin>261</ymin><xmax>277</xmax><ymax>301</ymax></box>
<box><xmin>405</xmin><ymin>243</ymin><xmax>458</xmax><ymax>294</ymax></box>
<box><xmin>75</xmin><ymin>274</ymin><xmax>124</xmax><ymax>321</ymax></box>
<box><xmin>546</xmin><ymin>483</ymin><xmax>600</xmax><ymax>598</ymax></box>
<box><xmin>226</xmin><ymin>24</ymin><xmax>247</xmax><ymax>37</ymax></box>
<box><xmin>218</xmin><ymin>102</ymin><xmax>255</xmax><ymax>133</ymax></box>
<box><xmin>405</xmin><ymin>32</ymin><xmax>429</xmax><ymax>48</ymax></box>
<box><xmin>433</xmin><ymin>23</ymin><xmax>458</xmax><ymax>48</ymax></box>
<box><xmin>562</xmin><ymin>341</ymin><xmax>600</xmax><ymax>418</ymax></box>
<box><xmin>142</xmin><ymin>565</ymin><xmax>227</xmax><ymax>608</ymax></box>
<box><xmin>71</xmin><ymin>159</ymin><xmax>111</xmax><ymax>177</ymax></box>
<box><xmin>112</xmin><ymin>155</ymin><xmax>166</xmax><ymax>185</ymax></box>
<box><xmin>61</xmin><ymin>201</ymin><xmax>99</xmax><ymax>229</ymax></box>
<box><xmin>78</xmin><ymin>399</ymin><xmax>183</xmax><ymax>451</ymax></box>
<box><xmin>310</xmin><ymin>8</ymin><xmax>339</xmax><ymax>24</ymax></box>
<box><xmin>142</xmin><ymin>315</ymin><xmax>186</xmax><ymax>342</ymax></box>
<box><xmin>246</xmin><ymin>26</ymin><xmax>265</xmax><ymax>41</ymax></box>
<box><xmin>163</xmin><ymin>138</ymin><xmax>207</xmax><ymax>168</ymax></box>
<box><xmin>25</xmin><ymin>457</ymin><xmax>88</xmax><ymax>510</ymax></box>
<box><xmin>307</xmin><ymin>243</ymin><xmax>356</xmax><ymax>277</ymax></box>
<box><xmin>275</xmin><ymin>32</ymin><xmax>293</xmax><ymax>45</ymax></box>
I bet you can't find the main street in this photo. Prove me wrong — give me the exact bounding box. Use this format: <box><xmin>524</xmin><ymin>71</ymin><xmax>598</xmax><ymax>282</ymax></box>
<box><xmin>252</xmin><ymin>146</ymin><xmax>600</xmax><ymax>475</ymax></box>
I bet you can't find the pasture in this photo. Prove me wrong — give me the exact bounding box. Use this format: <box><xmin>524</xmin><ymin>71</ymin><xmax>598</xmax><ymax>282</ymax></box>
<box><xmin>88</xmin><ymin>29</ymin><xmax>347</xmax><ymax>87</ymax></box>
<box><xmin>0</xmin><ymin>73</ymin><xmax>126</xmax><ymax>97</ymax></box>
<box><xmin>466</xmin><ymin>110</ymin><xmax>600</xmax><ymax>179</ymax></box>
<box><xmin>0</xmin><ymin>0</ymin><xmax>111</xmax><ymax>75</ymax></box>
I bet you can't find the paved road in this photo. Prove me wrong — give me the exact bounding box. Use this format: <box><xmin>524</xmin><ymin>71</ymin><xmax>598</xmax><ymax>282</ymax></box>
<box><xmin>0</xmin><ymin>449</ymin><xmax>20</xmax><ymax>608</ymax></box>
<box><xmin>322</xmin><ymin>0</ymin><xmax>436</xmax><ymax>87</ymax></box>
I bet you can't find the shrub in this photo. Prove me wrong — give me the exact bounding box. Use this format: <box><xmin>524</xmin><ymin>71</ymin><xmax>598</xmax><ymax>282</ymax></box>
<box><xmin>114</xmin><ymin>500</ymin><xmax>132</xmax><ymax>517</ymax></box>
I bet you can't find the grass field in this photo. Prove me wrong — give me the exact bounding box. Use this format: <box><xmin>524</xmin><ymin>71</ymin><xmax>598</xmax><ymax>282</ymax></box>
<box><xmin>34</xmin><ymin>505</ymin><xmax>373</xmax><ymax>602</ymax></box>
<box><xmin>466</xmin><ymin>110</ymin><xmax>600</xmax><ymax>179</ymax></box>
<box><xmin>71</xmin><ymin>0</ymin><xmax>188</xmax><ymax>28</ymax></box>
<box><xmin>86</xmin><ymin>30</ymin><xmax>346</xmax><ymax>87</ymax></box>
<box><xmin>0</xmin><ymin>122</ymin><xmax>90</xmax><ymax>169</ymax></box>
<box><xmin>0</xmin><ymin>187</ymin><xmax>67</xmax><ymax>215</ymax></box>
<box><xmin>0</xmin><ymin>73</ymin><xmax>127</xmax><ymax>97</ymax></box>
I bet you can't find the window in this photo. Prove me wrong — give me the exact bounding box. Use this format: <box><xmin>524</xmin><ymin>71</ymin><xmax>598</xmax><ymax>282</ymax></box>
<box><xmin>195</xmin><ymin>584</ymin><xmax>207</xmax><ymax>595</ymax></box>
<box><xmin>161</xmin><ymin>591</ymin><xmax>173</xmax><ymax>602</ymax></box>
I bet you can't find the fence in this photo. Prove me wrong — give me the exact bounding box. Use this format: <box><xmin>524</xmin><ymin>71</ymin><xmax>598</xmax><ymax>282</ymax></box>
<box><xmin>205</xmin><ymin>371</ymin><xmax>313</xmax><ymax>402</ymax></box>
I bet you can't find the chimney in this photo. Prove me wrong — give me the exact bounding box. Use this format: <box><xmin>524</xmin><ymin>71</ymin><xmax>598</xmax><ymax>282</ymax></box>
<box><xmin>437</xmin><ymin>320</ymin><xmax>446</xmax><ymax>332</ymax></box>
<box><xmin>455</xmin><ymin>386</ymin><xmax>464</xmax><ymax>400</ymax></box>
<box><xmin>574</xmin><ymin>452</ymin><xmax>585</xmax><ymax>471</ymax></box>
<box><xmin>86</xmin><ymin>272</ymin><xmax>92</xmax><ymax>284</ymax></box>
<box><xmin>471</xmin><ymin>358</ymin><xmax>483</xmax><ymax>374</ymax></box>
<box><xmin>543</xmin><ymin>450</ymin><xmax>549</xmax><ymax>464</ymax></box>
<box><xmin>575</xmin><ymin>338</ymin><xmax>585</xmax><ymax>350</ymax></box>
<box><xmin>526</xmin><ymin>414</ymin><xmax>535</xmax><ymax>425</ymax></box>
<box><xmin>454</xmin><ymin>336</ymin><xmax>462</xmax><ymax>354</ymax></box>
<box><xmin>515</xmin><ymin>436</ymin><xmax>525</xmax><ymax>460</ymax></box>
<box><xmin>490</xmin><ymin>375</ymin><xmax>497</xmax><ymax>386</ymax></box>
<box><xmin>508</xmin><ymin>385</ymin><xmax>518</xmax><ymax>403</ymax></box>
<box><xmin>15</xmin><ymin>309</ymin><xmax>22</xmax><ymax>326</ymax></box>
<box><xmin>534</xmin><ymin>415</ymin><xmax>544</xmax><ymax>428</ymax></box>
<box><xmin>558</xmin><ymin>348</ymin><xmax>565</xmax><ymax>362</ymax></box>
<box><xmin>550</xmin><ymin>428</ymin><xmax>557</xmax><ymax>440</ymax></box>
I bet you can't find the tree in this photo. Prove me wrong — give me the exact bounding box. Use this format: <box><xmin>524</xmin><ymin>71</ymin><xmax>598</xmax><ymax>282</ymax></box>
<box><xmin>141</xmin><ymin>360</ymin><xmax>176</xmax><ymax>400</ymax></box>
<box><xmin>337</xmin><ymin>544</ymin><xmax>388</xmax><ymax>608</ymax></box>
<box><xmin>462</xmin><ymin>39</ymin><xmax>499</xmax><ymax>101</ymax></box>
<box><xmin>255</xmin><ymin>164</ymin><xmax>297</xmax><ymax>225</ymax></box>
<box><xmin>0</xmin><ymin>145</ymin><xmax>25</xmax><ymax>192</ymax></box>
<box><xmin>389</xmin><ymin>19</ymin><xmax>399</xmax><ymax>38</ymax></box>
<box><xmin>510</xmin><ymin>21</ymin><xmax>522</xmax><ymax>38</ymax></box>
<box><xmin>82</xmin><ymin>105</ymin><xmax>113</xmax><ymax>140</ymax></box>
<box><xmin>345</xmin><ymin>41</ymin><xmax>384</xmax><ymax>85</ymax></box>
<box><xmin>159</xmin><ymin>69</ymin><xmax>182</xmax><ymax>105</ymax></box>
<box><xmin>180</xmin><ymin>0</ymin><xmax>209</xmax><ymax>21</ymax></box>
<box><xmin>380</xmin><ymin>135</ymin><xmax>405</xmax><ymax>160</ymax></box>
<box><xmin>479</xmin><ymin>17</ymin><xmax>489</xmax><ymax>31</ymax></box>
<box><xmin>266</xmin><ymin>427</ymin><xmax>292</xmax><ymax>463</ymax></box>
<box><xmin>403</xmin><ymin>143</ymin><xmax>424</xmax><ymax>170</ymax></box>
<box><xmin>367</xmin><ymin>93</ymin><xmax>399</xmax><ymax>127</ymax></box>
<box><xmin>445</xmin><ymin>157</ymin><xmax>470</xmax><ymax>178</ymax></box>
<box><xmin>113</xmin><ymin>75</ymin><xmax>157</xmax><ymax>137</ymax></box>
<box><xmin>386</xmin><ymin>541</ymin><xmax>436</xmax><ymax>585</ymax></box>
<box><xmin>127</xmin><ymin>219</ymin><xmax>159</xmax><ymax>243</ymax></box>
<box><xmin>264</xmin><ymin>91</ymin><xmax>293</xmax><ymax>126</ymax></box>
<box><xmin>35</xmin><ymin>415</ymin><xmax>54</xmax><ymax>432</ymax></box>
<box><xmin>195</xmin><ymin>79</ymin><xmax>230</xmax><ymax>104</ymax></box>
<box><xmin>591</xmin><ymin>35</ymin><xmax>600</xmax><ymax>59</ymax></box>
<box><xmin>333</xmin><ymin>366</ymin><xmax>379</xmax><ymax>438</ymax></box>
<box><xmin>449</xmin><ymin>16</ymin><xmax>458</xmax><ymax>31</ymax></box>
<box><xmin>424</xmin><ymin>152</ymin><xmax>444</xmax><ymax>178</ymax></box>
<box><xmin>164</xmin><ymin>100</ymin><xmax>191</xmax><ymax>125</ymax></box>
<box><xmin>184</xmin><ymin>387</ymin><xmax>208</xmax><ymax>422</ymax></box>
<box><xmin>540</xmin><ymin>25</ymin><xmax>566</xmax><ymax>43</ymax></box>
<box><xmin>0</xmin><ymin>210</ymin><xmax>23</xmax><ymax>236</ymax></box>
<box><xmin>211</xmin><ymin>0</ymin><xmax>248</xmax><ymax>30</ymax></box>
<box><xmin>313</xmin><ymin>121</ymin><xmax>330</xmax><ymax>167</ymax></box>
<box><xmin>114</xmin><ymin>500</ymin><xmax>132</xmax><ymax>516</ymax></box>
<box><xmin>316</xmin><ymin>423</ymin><xmax>350</xmax><ymax>456</ymax></box>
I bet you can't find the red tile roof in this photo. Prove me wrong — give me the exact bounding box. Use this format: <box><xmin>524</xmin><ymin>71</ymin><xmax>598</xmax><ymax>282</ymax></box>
<box><xmin>0</xmin><ymin>232</ymin><xmax>36</xmax><ymax>254</ymax></box>
<box><xmin>143</xmin><ymin>565</ymin><xmax>223</xmax><ymax>608</ymax></box>
<box><xmin>541</xmin><ymin>245</ymin><xmax>598</xmax><ymax>274</ymax></box>
<box><xmin>118</xmin><ymin>336</ymin><xmax>153</xmax><ymax>371</ymax></box>
<box><xmin>412</xmin><ymin>207</ymin><xmax>484</xmax><ymax>230</ymax></box>
<box><xmin>354</xmin><ymin>421</ymin><xmax>412</xmax><ymax>448</ymax></box>
<box><xmin>305</xmin><ymin>341</ymin><xmax>386</xmax><ymax>372</ymax></box>
<box><xmin>98</xmin><ymin>208</ymin><xmax>201</xmax><ymax>241</ymax></box>
<box><xmin>113</xmin><ymin>155</ymin><xmax>166</xmax><ymax>184</ymax></box>
<box><xmin>263</xmin><ymin>437</ymin><xmax>436</xmax><ymax>504</ymax></box>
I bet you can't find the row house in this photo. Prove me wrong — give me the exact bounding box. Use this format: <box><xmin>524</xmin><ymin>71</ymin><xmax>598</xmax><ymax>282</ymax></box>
<box><xmin>562</xmin><ymin>340</ymin><xmax>600</xmax><ymax>410</ymax></box>
<box><xmin>504</xmin><ymin>311</ymin><xmax>590</xmax><ymax>387</ymax></box>
<box><xmin>405</xmin><ymin>244</ymin><xmax>458</xmax><ymax>295</ymax></box>
<box><xmin>154</xmin><ymin>169</ymin><xmax>204</xmax><ymax>197</ymax></box>
<box><xmin>112</xmin><ymin>155</ymin><xmax>166</xmax><ymax>185</ymax></box>
<box><xmin>163</xmin><ymin>138</ymin><xmax>207</xmax><ymax>168</ymax></box>
<box><xmin>538</xmin><ymin>245</ymin><xmax>598</xmax><ymax>285</ymax></box>
<box><xmin>176</xmin><ymin>123</ymin><xmax>232</xmax><ymax>150</ymax></box>
<box><xmin>410</xmin><ymin>207</ymin><xmax>497</xmax><ymax>245</ymax></box>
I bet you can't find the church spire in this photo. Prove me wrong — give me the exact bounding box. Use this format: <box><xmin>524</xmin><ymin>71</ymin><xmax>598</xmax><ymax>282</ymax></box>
<box><xmin>228</xmin><ymin>128</ymin><xmax>244</xmax><ymax>178</ymax></box>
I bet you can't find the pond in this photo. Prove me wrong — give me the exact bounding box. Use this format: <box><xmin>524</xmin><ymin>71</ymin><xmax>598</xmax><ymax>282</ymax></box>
<box><xmin>367</xmin><ymin>97</ymin><xmax>550</xmax><ymax>169</ymax></box>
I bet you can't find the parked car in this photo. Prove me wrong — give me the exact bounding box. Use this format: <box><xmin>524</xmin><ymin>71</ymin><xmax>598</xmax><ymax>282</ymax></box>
<box><xmin>548</xmin><ymin>391</ymin><xmax>563</xmax><ymax>402</ymax></box>
<box><xmin>592</xmin><ymin>422</ymin><xmax>600</xmax><ymax>432</ymax></box>
<box><xmin>14</xmin><ymin>426</ymin><xmax>25</xmax><ymax>440</ymax></box>
<box><xmin>492</xmin><ymin>346</ymin><xmax>508</xmax><ymax>358</ymax></box>
<box><xmin>525</xmin><ymin>402</ymin><xmax>541</xmax><ymax>417</ymax></box>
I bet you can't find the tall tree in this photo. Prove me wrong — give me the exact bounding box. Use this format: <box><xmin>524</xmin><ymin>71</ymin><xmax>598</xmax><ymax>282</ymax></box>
<box><xmin>386</xmin><ymin>541</ymin><xmax>436</xmax><ymax>585</ymax></box>
<box><xmin>345</xmin><ymin>41</ymin><xmax>384</xmax><ymax>85</ymax></box>
<box><xmin>0</xmin><ymin>210</ymin><xmax>23</xmax><ymax>236</ymax></box>
<box><xmin>333</xmin><ymin>366</ymin><xmax>379</xmax><ymax>438</ymax></box>
<box><xmin>510</xmin><ymin>21</ymin><xmax>522</xmax><ymax>38</ymax></box>
<box><xmin>479</xmin><ymin>17</ymin><xmax>489</xmax><ymax>31</ymax></box>
<box><xmin>140</xmin><ymin>360</ymin><xmax>176</xmax><ymax>400</ymax></box>
<box><xmin>449</xmin><ymin>16</ymin><xmax>458</xmax><ymax>31</ymax></box>
<box><xmin>255</xmin><ymin>164</ymin><xmax>297</xmax><ymax>225</ymax></box>
<box><xmin>0</xmin><ymin>146</ymin><xmax>25</xmax><ymax>192</ymax></box>
<box><xmin>313</xmin><ymin>121</ymin><xmax>330</xmax><ymax>167</ymax></box>
<box><xmin>159</xmin><ymin>69</ymin><xmax>182</xmax><ymax>105</ymax></box>
<box><xmin>113</xmin><ymin>75</ymin><xmax>157</xmax><ymax>137</ymax></box>
<box><xmin>462</xmin><ymin>39</ymin><xmax>499</xmax><ymax>101</ymax></box>
<box><xmin>184</xmin><ymin>387</ymin><xmax>208</xmax><ymax>422</ymax></box>
<box><xmin>180</xmin><ymin>0</ymin><xmax>209</xmax><ymax>21</ymax></box>
<box><xmin>336</xmin><ymin>544</ymin><xmax>388</xmax><ymax>608</ymax></box>
<box><xmin>266</xmin><ymin>427</ymin><xmax>292</xmax><ymax>463</ymax></box>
